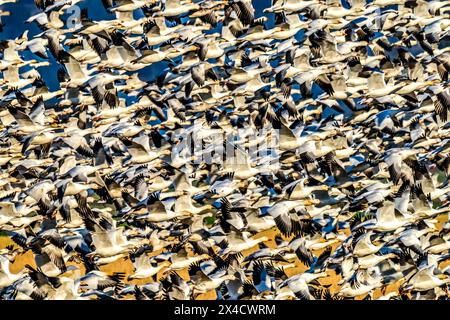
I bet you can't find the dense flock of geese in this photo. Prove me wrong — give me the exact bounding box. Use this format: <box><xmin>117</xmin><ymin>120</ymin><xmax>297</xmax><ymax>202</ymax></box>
<box><xmin>0</xmin><ymin>0</ymin><xmax>449</xmax><ymax>300</ymax></box>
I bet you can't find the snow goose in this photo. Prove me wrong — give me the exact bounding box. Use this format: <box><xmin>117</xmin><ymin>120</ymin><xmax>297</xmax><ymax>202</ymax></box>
<box><xmin>161</xmin><ymin>248</ymin><xmax>210</xmax><ymax>272</ymax></box>
<box><xmin>352</xmin><ymin>231</ymin><xmax>384</xmax><ymax>257</ymax></box>
<box><xmin>0</xmin><ymin>253</ymin><xmax>23</xmax><ymax>288</ymax></box>
<box><xmin>86</xmin><ymin>228</ymin><xmax>139</xmax><ymax>265</ymax></box>
<box><xmin>338</xmin><ymin>268</ymin><xmax>383</xmax><ymax>298</ymax></box>
<box><xmin>357</xmin><ymin>70</ymin><xmax>403</xmax><ymax>98</ymax></box>
<box><xmin>219</xmin><ymin>231</ymin><xmax>269</xmax><ymax>255</ymax></box>
<box><xmin>159</xmin><ymin>0</ymin><xmax>200</xmax><ymax>17</ymax></box>
<box><xmin>77</xmin><ymin>270</ymin><xmax>125</xmax><ymax>294</ymax></box>
<box><xmin>264</xmin><ymin>0</ymin><xmax>319</xmax><ymax>14</ymax></box>
<box><xmin>127</xmin><ymin>253</ymin><xmax>169</xmax><ymax>281</ymax></box>
<box><xmin>402</xmin><ymin>266</ymin><xmax>450</xmax><ymax>292</ymax></box>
